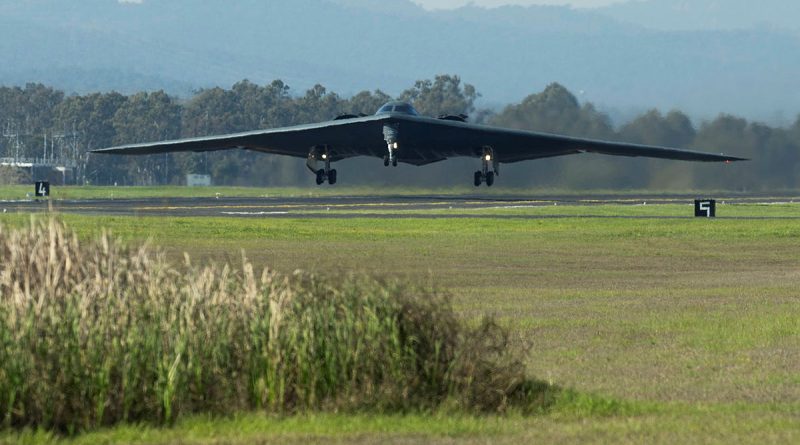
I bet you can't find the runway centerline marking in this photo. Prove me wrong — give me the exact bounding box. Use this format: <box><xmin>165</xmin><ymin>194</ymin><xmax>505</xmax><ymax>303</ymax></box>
<box><xmin>221</xmin><ymin>211</ymin><xmax>290</xmax><ymax>215</ymax></box>
<box><xmin>130</xmin><ymin>201</ymin><xmax>465</xmax><ymax>211</ymax></box>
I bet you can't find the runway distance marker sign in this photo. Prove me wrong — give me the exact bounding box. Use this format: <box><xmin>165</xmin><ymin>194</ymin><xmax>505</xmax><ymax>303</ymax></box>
<box><xmin>35</xmin><ymin>181</ymin><xmax>50</xmax><ymax>198</ymax></box>
<box><xmin>695</xmin><ymin>199</ymin><xmax>716</xmax><ymax>217</ymax></box>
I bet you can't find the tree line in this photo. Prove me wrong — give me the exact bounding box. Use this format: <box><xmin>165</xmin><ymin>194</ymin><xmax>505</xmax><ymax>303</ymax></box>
<box><xmin>0</xmin><ymin>75</ymin><xmax>797</xmax><ymax>190</ymax></box>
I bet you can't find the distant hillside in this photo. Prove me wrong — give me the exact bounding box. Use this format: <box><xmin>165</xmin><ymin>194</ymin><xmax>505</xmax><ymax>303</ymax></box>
<box><xmin>598</xmin><ymin>0</ymin><xmax>800</xmax><ymax>33</ymax></box>
<box><xmin>0</xmin><ymin>0</ymin><xmax>798</xmax><ymax>121</ymax></box>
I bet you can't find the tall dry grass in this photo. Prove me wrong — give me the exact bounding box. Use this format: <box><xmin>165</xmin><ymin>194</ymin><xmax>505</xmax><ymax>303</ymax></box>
<box><xmin>0</xmin><ymin>219</ymin><xmax>537</xmax><ymax>433</ymax></box>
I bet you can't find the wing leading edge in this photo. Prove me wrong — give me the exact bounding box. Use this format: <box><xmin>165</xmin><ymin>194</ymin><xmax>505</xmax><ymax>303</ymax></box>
<box><xmin>93</xmin><ymin>105</ymin><xmax>747</xmax><ymax>186</ymax></box>
<box><xmin>384</xmin><ymin>114</ymin><xmax>747</xmax><ymax>164</ymax></box>
<box><xmin>92</xmin><ymin>114</ymin><xmax>391</xmax><ymax>161</ymax></box>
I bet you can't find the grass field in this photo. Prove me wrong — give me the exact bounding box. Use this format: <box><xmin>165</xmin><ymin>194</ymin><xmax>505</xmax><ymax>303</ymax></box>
<box><xmin>1</xmin><ymin>198</ymin><xmax>799</xmax><ymax>443</ymax></box>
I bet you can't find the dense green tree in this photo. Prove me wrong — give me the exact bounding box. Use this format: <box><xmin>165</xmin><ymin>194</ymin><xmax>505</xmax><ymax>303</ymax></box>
<box><xmin>343</xmin><ymin>90</ymin><xmax>392</xmax><ymax>116</ymax></box>
<box><xmin>112</xmin><ymin>91</ymin><xmax>181</xmax><ymax>185</ymax></box>
<box><xmin>55</xmin><ymin>92</ymin><xmax>126</xmax><ymax>150</ymax></box>
<box><xmin>488</xmin><ymin>83</ymin><xmax>617</xmax><ymax>188</ymax></box>
<box><xmin>180</xmin><ymin>81</ymin><xmax>327</xmax><ymax>186</ymax></box>
<box><xmin>112</xmin><ymin>91</ymin><xmax>181</xmax><ymax>144</ymax></box>
<box><xmin>490</xmin><ymin>83</ymin><xmax>613</xmax><ymax>138</ymax></box>
<box><xmin>182</xmin><ymin>87</ymin><xmax>241</xmax><ymax>137</ymax></box>
<box><xmin>692</xmin><ymin>115</ymin><xmax>760</xmax><ymax>190</ymax></box>
<box><xmin>616</xmin><ymin>110</ymin><xmax>698</xmax><ymax>189</ymax></box>
<box><xmin>258</xmin><ymin>80</ymin><xmax>295</xmax><ymax>128</ymax></box>
<box><xmin>0</xmin><ymin>84</ymin><xmax>64</xmax><ymax>158</ymax></box>
<box><xmin>55</xmin><ymin>92</ymin><xmax>127</xmax><ymax>184</ymax></box>
<box><xmin>742</xmin><ymin>123</ymin><xmax>799</xmax><ymax>190</ymax></box>
<box><xmin>291</xmin><ymin>84</ymin><xmax>345</xmax><ymax>123</ymax></box>
<box><xmin>0</xmin><ymin>78</ymin><xmax>798</xmax><ymax>190</ymax></box>
<box><xmin>179</xmin><ymin>86</ymin><xmax>251</xmax><ymax>182</ymax></box>
<box><xmin>0</xmin><ymin>166</ymin><xmax>29</xmax><ymax>184</ymax></box>
<box><xmin>399</xmin><ymin>75</ymin><xmax>478</xmax><ymax>117</ymax></box>
<box><xmin>619</xmin><ymin>110</ymin><xmax>695</xmax><ymax>148</ymax></box>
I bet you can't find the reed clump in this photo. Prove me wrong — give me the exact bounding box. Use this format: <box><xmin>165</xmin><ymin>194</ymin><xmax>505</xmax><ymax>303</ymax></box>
<box><xmin>0</xmin><ymin>219</ymin><xmax>537</xmax><ymax>433</ymax></box>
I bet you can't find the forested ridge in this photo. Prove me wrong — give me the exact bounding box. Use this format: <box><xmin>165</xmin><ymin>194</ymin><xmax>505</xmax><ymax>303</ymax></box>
<box><xmin>1</xmin><ymin>75</ymin><xmax>797</xmax><ymax>190</ymax></box>
<box><xmin>4</xmin><ymin>0</ymin><xmax>800</xmax><ymax>118</ymax></box>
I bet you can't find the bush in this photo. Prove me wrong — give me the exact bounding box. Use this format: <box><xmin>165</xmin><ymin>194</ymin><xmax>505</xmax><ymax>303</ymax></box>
<box><xmin>0</xmin><ymin>167</ymin><xmax>29</xmax><ymax>185</ymax></box>
<box><xmin>0</xmin><ymin>219</ymin><xmax>539</xmax><ymax>433</ymax></box>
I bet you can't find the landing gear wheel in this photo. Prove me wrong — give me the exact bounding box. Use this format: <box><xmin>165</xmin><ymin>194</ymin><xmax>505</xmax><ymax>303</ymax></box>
<box><xmin>392</xmin><ymin>157</ymin><xmax>398</xmax><ymax>167</ymax></box>
<box><xmin>315</xmin><ymin>169</ymin><xmax>326</xmax><ymax>185</ymax></box>
<box><xmin>383</xmin><ymin>156</ymin><xmax>390</xmax><ymax>167</ymax></box>
<box><xmin>328</xmin><ymin>169</ymin><xmax>337</xmax><ymax>185</ymax></box>
<box><xmin>474</xmin><ymin>171</ymin><xmax>482</xmax><ymax>187</ymax></box>
<box><xmin>486</xmin><ymin>171</ymin><xmax>495</xmax><ymax>187</ymax></box>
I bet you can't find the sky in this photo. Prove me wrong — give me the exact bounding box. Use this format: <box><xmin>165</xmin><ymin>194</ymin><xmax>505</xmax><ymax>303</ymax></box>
<box><xmin>412</xmin><ymin>0</ymin><xmax>628</xmax><ymax>9</ymax></box>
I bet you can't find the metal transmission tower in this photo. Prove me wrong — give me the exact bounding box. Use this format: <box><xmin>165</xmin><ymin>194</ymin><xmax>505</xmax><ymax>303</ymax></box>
<box><xmin>50</xmin><ymin>122</ymin><xmax>82</xmax><ymax>184</ymax></box>
<box><xmin>2</xmin><ymin>120</ymin><xmax>24</xmax><ymax>163</ymax></box>
<box><xmin>1</xmin><ymin>120</ymin><xmax>82</xmax><ymax>184</ymax></box>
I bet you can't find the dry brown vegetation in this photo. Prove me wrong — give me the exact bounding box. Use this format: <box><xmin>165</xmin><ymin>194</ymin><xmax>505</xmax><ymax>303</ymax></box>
<box><xmin>0</xmin><ymin>167</ymin><xmax>28</xmax><ymax>186</ymax></box>
<box><xmin>0</xmin><ymin>219</ymin><xmax>546</xmax><ymax>433</ymax></box>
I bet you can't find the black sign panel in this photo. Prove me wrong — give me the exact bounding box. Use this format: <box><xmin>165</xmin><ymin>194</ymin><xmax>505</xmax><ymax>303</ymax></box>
<box><xmin>35</xmin><ymin>181</ymin><xmax>50</xmax><ymax>197</ymax></box>
<box><xmin>694</xmin><ymin>199</ymin><xmax>716</xmax><ymax>217</ymax></box>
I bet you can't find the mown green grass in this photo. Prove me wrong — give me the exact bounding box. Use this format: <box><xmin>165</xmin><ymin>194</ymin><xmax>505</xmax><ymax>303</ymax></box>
<box><xmin>0</xmin><ymin>185</ymin><xmax>336</xmax><ymax>200</ymax></box>
<box><xmin>1</xmin><ymin>202</ymin><xmax>799</xmax><ymax>443</ymax></box>
<box><xmin>3</xmin><ymin>404</ymin><xmax>799</xmax><ymax>445</ymax></box>
<box><xmin>269</xmin><ymin>202</ymin><xmax>800</xmax><ymax>218</ymax></box>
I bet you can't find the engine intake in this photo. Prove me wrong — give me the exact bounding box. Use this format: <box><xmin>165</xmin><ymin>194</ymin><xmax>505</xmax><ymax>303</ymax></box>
<box><xmin>334</xmin><ymin>113</ymin><xmax>368</xmax><ymax>120</ymax></box>
<box><xmin>437</xmin><ymin>114</ymin><xmax>468</xmax><ymax>122</ymax></box>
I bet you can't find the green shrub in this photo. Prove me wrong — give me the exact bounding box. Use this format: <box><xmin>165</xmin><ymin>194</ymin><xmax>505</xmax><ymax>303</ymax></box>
<box><xmin>0</xmin><ymin>167</ymin><xmax>28</xmax><ymax>185</ymax></box>
<box><xmin>0</xmin><ymin>219</ymin><xmax>540</xmax><ymax>433</ymax></box>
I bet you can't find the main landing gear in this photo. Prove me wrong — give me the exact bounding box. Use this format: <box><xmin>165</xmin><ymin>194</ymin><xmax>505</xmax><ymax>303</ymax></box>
<box><xmin>315</xmin><ymin>168</ymin><xmax>336</xmax><ymax>185</ymax></box>
<box><xmin>307</xmin><ymin>146</ymin><xmax>337</xmax><ymax>185</ymax></box>
<box><xmin>474</xmin><ymin>147</ymin><xmax>498</xmax><ymax>187</ymax></box>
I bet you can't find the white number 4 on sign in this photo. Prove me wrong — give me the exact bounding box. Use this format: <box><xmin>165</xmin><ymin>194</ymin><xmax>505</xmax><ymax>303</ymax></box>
<box><xmin>35</xmin><ymin>181</ymin><xmax>50</xmax><ymax>198</ymax></box>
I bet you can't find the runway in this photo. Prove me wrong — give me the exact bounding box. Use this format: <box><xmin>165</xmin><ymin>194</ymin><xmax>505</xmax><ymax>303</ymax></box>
<box><xmin>1</xmin><ymin>193</ymin><xmax>798</xmax><ymax>219</ymax></box>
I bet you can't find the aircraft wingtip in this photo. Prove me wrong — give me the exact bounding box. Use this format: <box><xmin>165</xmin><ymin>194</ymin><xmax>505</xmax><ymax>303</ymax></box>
<box><xmin>723</xmin><ymin>155</ymin><xmax>749</xmax><ymax>163</ymax></box>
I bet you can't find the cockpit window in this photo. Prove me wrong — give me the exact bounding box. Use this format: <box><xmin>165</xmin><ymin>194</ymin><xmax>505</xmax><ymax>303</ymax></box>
<box><xmin>394</xmin><ymin>104</ymin><xmax>418</xmax><ymax>115</ymax></box>
<box><xmin>376</xmin><ymin>102</ymin><xmax>420</xmax><ymax>116</ymax></box>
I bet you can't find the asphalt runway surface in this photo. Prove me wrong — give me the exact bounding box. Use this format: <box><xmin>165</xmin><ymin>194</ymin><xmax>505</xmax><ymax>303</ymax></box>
<box><xmin>1</xmin><ymin>194</ymin><xmax>799</xmax><ymax>219</ymax></box>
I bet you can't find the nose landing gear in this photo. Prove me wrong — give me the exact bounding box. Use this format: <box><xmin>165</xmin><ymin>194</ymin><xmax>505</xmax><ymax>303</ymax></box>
<box><xmin>383</xmin><ymin>144</ymin><xmax>399</xmax><ymax>167</ymax></box>
<box><xmin>383</xmin><ymin>123</ymin><xmax>400</xmax><ymax>167</ymax></box>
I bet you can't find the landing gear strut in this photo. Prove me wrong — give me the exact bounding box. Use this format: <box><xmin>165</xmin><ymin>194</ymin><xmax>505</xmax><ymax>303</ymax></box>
<box><xmin>383</xmin><ymin>146</ymin><xmax>398</xmax><ymax>167</ymax></box>
<box><xmin>473</xmin><ymin>147</ymin><xmax>498</xmax><ymax>187</ymax></box>
<box><xmin>307</xmin><ymin>146</ymin><xmax>337</xmax><ymax>185</ymax></box>
<box><xmin>383</xmin><ymin>123</ymin><xmax>399</xmax><ymax>167</ymax></box>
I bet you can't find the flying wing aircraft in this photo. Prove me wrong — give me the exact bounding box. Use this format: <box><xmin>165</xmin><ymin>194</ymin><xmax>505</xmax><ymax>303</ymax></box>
<box><xmin>93</xmin><ymin>101</ymin><xmax>747</xmax><ymax>186</ymax></box>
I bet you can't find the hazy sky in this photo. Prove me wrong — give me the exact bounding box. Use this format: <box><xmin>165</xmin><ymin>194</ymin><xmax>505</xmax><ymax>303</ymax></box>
<box><xmin>413</xmin><ymin>0</ymin><xmax>628</xmax><ymax>9</ymax></box>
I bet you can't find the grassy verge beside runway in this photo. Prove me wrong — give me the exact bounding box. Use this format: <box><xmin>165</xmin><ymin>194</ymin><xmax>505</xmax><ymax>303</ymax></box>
<box><xmin>223</xmin><ymin>202</ymin><xmax>800</xmax><ymax>218</ymax></box>
<box><xmin>1</xmin><ymin>204</ymin><xmax>799</xmax><ymax>443</ymax></box>
<box><xmin>0</xmin><ymin>185</ymin><xmax>335</xmax><ymax>200</ymax></box>
<box><xmin>4</xmin><ymin>406</ymin><xmax>799</xmax><ymax>445</ymax></box>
